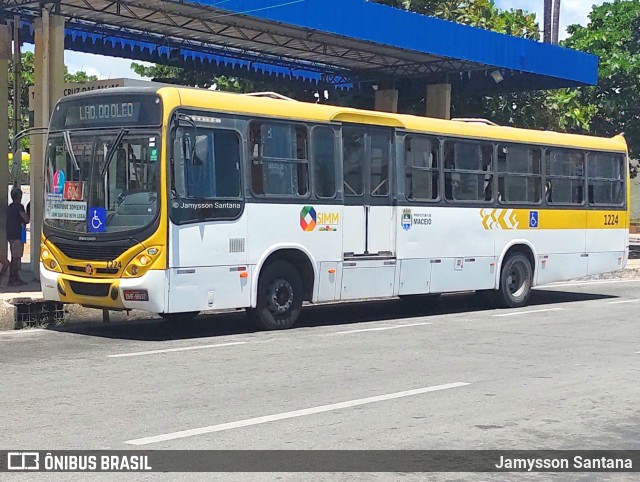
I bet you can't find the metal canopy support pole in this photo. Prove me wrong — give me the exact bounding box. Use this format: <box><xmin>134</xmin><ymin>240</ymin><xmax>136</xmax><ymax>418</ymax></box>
<box><xmin>0</xmin><ymin>24</ymin><xmax>10</xmax><ymax>263</ymax></box>
<box><xmin>425</xmin><ymin>83</ymin><xmax>451</xmax><ymax>120</ymax></box>
<box><xmin>13</xmin><ymin>15</ymin><xmax>21</xmax><ymax>138</ymax></box>
<box><xmin>0</xmin><ymin>25</ymin><xmax>11</xmax><ymax>266</ymax></box>
<box><xmin>32</xmin><ymin>11</ymin><xmax>65</xmax><ymax>278</ymax></box>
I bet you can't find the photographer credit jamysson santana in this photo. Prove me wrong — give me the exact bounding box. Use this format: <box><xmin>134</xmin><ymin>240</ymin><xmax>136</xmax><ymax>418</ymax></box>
<box><xmin>495</xmin><ymin>455</ymin><xmax>633</xmax><ymax>471</ymax></box>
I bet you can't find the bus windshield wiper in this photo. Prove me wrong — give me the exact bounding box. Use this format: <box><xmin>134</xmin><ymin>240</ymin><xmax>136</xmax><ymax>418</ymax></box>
<box><xmin>63</xmin><ymin>130</ymin><xmax>81</xmax><ymax>173</ymax></box>
<box><xmin>101</xmin><ymin>128</ymin><xmax>129</xmax><ymax>178</ymax></box>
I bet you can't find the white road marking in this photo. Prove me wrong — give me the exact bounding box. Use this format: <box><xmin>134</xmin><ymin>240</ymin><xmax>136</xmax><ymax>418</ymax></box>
<box><xmin>541</xmin><ymin>279</ymin><xmax>640</xmax><ymax>289</ymax></box>
<box><xmin>108</xmin><ymin>341</ymin><xmax>247</xmax><ymax>358</ymax></box>
<box><xmin>608</xmin><ymin>299</ymin><xmax>640</xmax><ymax>305</ymax></box>
<box><xmin>493</xmin><ymin>307</ymin><xmax>564</xmax><ymax>318</ymax></box>
<box><xmin>328</xmin><ymin>322</ymin><xmax>432</xmax><ymax>335</ymax></box>
<box><xmin>124</xmin><ymin>382</ymin><xmax>470</xmax><ymax>445</ymax></box>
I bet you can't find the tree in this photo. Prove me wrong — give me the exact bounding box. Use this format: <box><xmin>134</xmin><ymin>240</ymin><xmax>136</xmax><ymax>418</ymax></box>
<box><xmin>7</xmin><ymin>52</ymin><xmax>98</xmax><ymax>179</ymax></box>
<box><xmin>373</xmin><ymin>0</ymin><xmax>540</xmax><ymax>39</ymax></box>
<box><xmin>557</xmin><ymin>0</ymin><xmax>640</xmax><ymax>158</ymax></box>
<box><xmin>8</xmin><ymin>51</ymin><xmax>98</xmax><ymax>145</ymax></box>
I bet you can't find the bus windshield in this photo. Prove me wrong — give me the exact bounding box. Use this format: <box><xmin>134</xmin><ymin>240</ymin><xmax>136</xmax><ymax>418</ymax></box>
<box><xmin>44</xmin><ymin>130</ymin><xmax>161</xmax><ymax>234</ymax></box>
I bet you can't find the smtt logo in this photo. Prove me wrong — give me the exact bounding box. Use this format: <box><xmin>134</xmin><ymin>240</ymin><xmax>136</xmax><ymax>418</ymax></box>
<box><xmin>8</xmin><ymin>452</ymin><xmax>39</xmax><ymax>470</ymax></box>
<box><xmin>300</xmin><ymin>206</ymin><xmax>317</xmax><ymax>232</ymax></box>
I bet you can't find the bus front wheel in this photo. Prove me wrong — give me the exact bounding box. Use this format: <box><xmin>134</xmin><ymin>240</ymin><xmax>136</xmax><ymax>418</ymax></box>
<box><xmin>497</xmin><ymin>253</ymin><xmax>533</xmax><ymax>308</ymax></box>
<box><xmin>251</xmin><ymin>260</ymin><xmax>303</xmax><ymax>330</ymax></box>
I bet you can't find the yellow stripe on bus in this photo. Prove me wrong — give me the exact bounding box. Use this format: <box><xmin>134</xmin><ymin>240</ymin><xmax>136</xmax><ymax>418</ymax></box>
<box><xmin>479</xmin><ymin>209</ymin><xmax>628</xmax><ymax>230</ymax></box>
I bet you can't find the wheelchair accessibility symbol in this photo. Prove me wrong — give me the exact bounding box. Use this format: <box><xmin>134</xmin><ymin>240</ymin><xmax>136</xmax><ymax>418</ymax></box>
<box><xmin>88</xmin><ymin>207</ymin><xmax>107</xmax><ymax>233</ymax></box>
<box><xmin>529</xmin><ymin>211</ymin><xmax>539</xmax><ymax>228</ymax></box>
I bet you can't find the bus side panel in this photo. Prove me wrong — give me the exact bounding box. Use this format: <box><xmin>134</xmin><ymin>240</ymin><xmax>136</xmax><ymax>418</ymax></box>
<box><xmin>167</xmin><ymin>216</ymin><xmax>250</xmax><ymax>313</ymax></box>
<box><xmin>586</xmin><ymin>210</ymin><xmax>627</xmax><ymax>275</ymax></box>
<box><xmin>501</xmin><ymin>209</ymin><xmax>588</xmax><ymax>286</ymax></box>
<box><xmin>247</xmin><ymin>203</ymin><xmax>343</xmax><ymax>303</ymax></box>
<box><xmin>396</xmin><ymin>206</ymin><xmax>496</xmax><ymax>294</ymax></box>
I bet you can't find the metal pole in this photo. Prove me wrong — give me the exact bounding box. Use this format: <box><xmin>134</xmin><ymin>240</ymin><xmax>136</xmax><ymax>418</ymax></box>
<box><xmin>12</xmin><ymin>15</ymin><xmax>21</xmax><ymax>138</ymax></box>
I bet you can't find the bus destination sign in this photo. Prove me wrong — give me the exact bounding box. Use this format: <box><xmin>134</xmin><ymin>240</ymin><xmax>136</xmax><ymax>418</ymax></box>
<box><xmin>51</xmin><ymin>95</ymin><xmax>162</xmax><ymax>130</ymax></box>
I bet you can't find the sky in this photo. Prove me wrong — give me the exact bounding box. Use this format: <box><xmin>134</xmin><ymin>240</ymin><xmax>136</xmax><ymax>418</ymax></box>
<box><xmin>25</xmin><ymin>0</ymin><xmax>606</xmax><ymax>81</ymax></box>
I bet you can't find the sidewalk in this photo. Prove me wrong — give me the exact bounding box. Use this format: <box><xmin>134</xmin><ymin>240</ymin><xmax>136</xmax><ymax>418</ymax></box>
<box><xmin>0</xmin><ymin>266</ymin><xmax>154</xmax><ymax>330</ymax></box>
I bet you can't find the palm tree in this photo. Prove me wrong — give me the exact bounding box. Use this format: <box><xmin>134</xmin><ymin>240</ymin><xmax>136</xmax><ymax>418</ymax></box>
<box><xmin>551</xmin><ymin>0</ymin><xmax>561</xmax><ymax>44</ymax></box>
<box><xmin>543</xmin><ymin>0</ymin><xmax>552</xmax><ymax>43</ymax></box>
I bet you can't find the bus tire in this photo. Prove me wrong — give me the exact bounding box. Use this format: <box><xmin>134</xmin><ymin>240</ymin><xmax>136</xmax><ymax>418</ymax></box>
<box><xmin>252</xmin><ymin>260</ymin><xmax>303</xmax><ymax>330</ymax></box>
<box><xmin>160</xmin><ymin>311</ymin><xmax>199</xmax><ymax>322</ymax></box>
<box><xmin>497</xmin><ymin>253</ymin><xmax>533</xmax><ymax>308</ymax></box>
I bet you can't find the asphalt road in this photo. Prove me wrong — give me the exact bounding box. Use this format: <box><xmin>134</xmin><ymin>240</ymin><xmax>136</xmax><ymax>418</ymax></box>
<box><xmin>2</xmin><ymin>278</ymin><xmax>640</xmax><ymax>480</ymax></box>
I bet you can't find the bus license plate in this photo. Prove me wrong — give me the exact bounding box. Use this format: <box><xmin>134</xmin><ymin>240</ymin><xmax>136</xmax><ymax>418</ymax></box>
<box><xmin>123</xmin><ymin>290</ymin><xmax>149</xmax><ymax>301</ymax></box>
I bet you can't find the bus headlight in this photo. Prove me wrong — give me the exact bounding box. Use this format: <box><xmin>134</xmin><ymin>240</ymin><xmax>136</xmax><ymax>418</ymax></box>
<box><xmin>41</xmin><ymin>246</ymin><xmax>62</xmax><ymax>273</ymax></box>
<box><xmin>124</xmin><ymin>247</ymin><xmax>162</xmax><ymax>278</ymax></box>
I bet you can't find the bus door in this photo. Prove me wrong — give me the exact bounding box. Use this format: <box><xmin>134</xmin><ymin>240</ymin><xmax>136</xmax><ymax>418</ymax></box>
<box><xmin>341</xmin><ymin>127</ymin><xmax>395</xmax><ymax>257</ymax></box>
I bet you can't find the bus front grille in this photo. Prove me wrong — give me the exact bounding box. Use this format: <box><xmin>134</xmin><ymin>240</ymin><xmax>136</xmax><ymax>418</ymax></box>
<box><xmin>54</xmin><ymin>242</ymin><xmax>131</xmax><ymax>261</ymax></box>
<box><xmin>69</xmin><ymin>281</ymin><xmax>111</xmax><ymax>297</ymax></box>
<box><xmin>67</xmin><ymin>266</ymin><xmax>119</xmax><ymax>275</ymax></box>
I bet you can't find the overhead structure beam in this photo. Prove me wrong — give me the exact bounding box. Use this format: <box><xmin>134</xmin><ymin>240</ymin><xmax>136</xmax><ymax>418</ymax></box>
<box><xmin>0</xmin><ymin>0</ymin><xmax>599</xmax><ymax>93</ymax></box>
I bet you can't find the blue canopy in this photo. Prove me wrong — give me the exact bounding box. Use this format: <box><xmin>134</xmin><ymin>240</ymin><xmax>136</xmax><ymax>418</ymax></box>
<box><xmin>3</xmin><ymin>0</ymin><xmax>598</xmax><ymax>91</ymax></box>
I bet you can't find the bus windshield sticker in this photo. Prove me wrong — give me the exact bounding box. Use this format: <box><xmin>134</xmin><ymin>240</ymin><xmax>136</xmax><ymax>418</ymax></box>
<box><xmin>53</xmin><ymin>170</ymin><xmax>66</xmax><ymax>194</ymax></box>
<box><xmin>88</xmin><ymin>207</ymin><xmax>107</xmax><ymax>233</ymax></box>
<box><xmin>45</xmin><ymin>200</ymin><xmax>87</xmax><ymax>221</ymax></box>
<box><xmin>63</xmin><ymin>181</ymin><xmax>84</xmax><ymax>201</ymax></box>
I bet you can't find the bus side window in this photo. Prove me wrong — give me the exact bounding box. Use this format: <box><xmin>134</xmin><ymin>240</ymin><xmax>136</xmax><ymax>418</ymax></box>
<box><xmin>370</xmin><ymin>131</ymin><xmax>390</xmax><ymax>196</ymax></box>
<box><xmin>497</xmin><ymin>144</ymin><xmax>542</xmax><ymax>203</ymax></box>
<box><xmin>405</xmin><ymin>135</ymin><xmax>438</xmax><ymax>201</ymax></box>
<box><xmin>546</xmin><ymin>149</ymin><xmax>585</xmax><ymax>205</ymax></box>
<box><xmin>444</xmin><ymin>140</ymin><xmax>492</xmax><ymax>202</ymax></box>
<box><xmin>587</xmin><ymin>152</ymin><xmax>625</xmax><ymax>206</ymax></box>
<box><xmin>250</xmin><ymin>122</ymin><xmax>309</xmax><ymax>197</ymax></box>
<box><xmin>342</xmin><ymin>129</ymin><xmax>365</xmax><ymax>196</ymax></box>
<box><xmin>312</xmin><ymin>127</ymin><xmax>336</xmax><ymax>198</ymax></box>
<box><xmin>173</xmin><ymin>127</ymin><xmax>241</xmax><ymax>199</ymax></box>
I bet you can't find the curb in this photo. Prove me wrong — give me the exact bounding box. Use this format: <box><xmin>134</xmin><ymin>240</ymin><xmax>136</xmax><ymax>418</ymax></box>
<box><xmin>0</xmin><ymin>297</ymin><xmax>158</xmax><ymax>331</ymax></box>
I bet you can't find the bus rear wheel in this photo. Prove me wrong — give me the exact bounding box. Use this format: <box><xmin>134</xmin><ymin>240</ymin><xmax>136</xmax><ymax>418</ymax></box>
<box><xmin>160</xmin><ymin>311</ymin><xmax>199</xmax><ymax>322</ymax></box>
<box><xmin>251</xmin><ymin>261</ymin><xmax>303</xmax><ymax>330</ymax></box>
<box><xmin>497</xmin><ymin>253</ymin><xmax>532</xmax><ymax>308</ymax></box>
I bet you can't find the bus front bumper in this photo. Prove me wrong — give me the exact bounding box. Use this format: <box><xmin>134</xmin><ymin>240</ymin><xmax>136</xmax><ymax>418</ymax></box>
<box><xmin>40</xmin><ymin>264</ymin><xmax>166</xmax><ymax>313</ymax></box>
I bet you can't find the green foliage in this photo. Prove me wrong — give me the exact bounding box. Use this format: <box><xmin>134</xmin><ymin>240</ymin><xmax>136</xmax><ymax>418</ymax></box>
<box><xmin>557</xmin><ymin>0</ymin><xmax>640</xmax><ymax>158</ymax></box>
<box><xmin>7</xmin><ymin>51</ymin><xmax>99</xmax><ymax>170</ymax></box>
<box><xmin>373</xmin><ymin>0</ymin><xmax>540</xmax><ymax>39</ymax></box>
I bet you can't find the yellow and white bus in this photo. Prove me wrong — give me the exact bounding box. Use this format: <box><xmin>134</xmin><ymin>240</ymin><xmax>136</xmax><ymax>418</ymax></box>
<box><xmin>40</xmin><ymin>86</ymin><xmax>630</xmax><ymax>329</ymax></box>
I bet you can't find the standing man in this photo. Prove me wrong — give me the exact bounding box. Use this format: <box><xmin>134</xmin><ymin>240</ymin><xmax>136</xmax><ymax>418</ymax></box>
<box><xmin>6</xmin><ymin>188</ymin><xmax>30</xmax><ymax>286</ymax></box>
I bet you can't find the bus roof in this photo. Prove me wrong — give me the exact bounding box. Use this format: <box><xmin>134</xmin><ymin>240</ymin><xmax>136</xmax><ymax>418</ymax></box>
<box><xmin>60</xmin><ymin>86</ymin><xmax>628</xmax><ymax>153</ymax></box>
